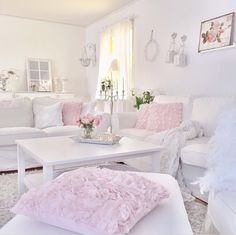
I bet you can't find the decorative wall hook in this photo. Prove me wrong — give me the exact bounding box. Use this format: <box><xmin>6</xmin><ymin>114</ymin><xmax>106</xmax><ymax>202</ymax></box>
<box><xmin>165</xmin><ymin>33</ymin><xmax>178</xmax><ymax>63</ymax></box>
<box><xmin>174</xmin><ymin>35</ymin><xmax>188</xmax><ymax>67</ymax></box>
<box><xmin>144</xmin><ymin>30</ymin><xmax>159</xmax><ymax>62</ymax></box>
<box><xmin>80</xmin><ymin>43</ymin><xmax>96</xmax><ymax>67</ymax></box>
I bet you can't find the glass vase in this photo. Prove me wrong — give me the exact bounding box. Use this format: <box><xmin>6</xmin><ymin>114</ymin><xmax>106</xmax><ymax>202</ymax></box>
<box><xmin>82</xmin><ymin>127</ymin><xmax>93</xmax><ymax>139</ymax></box>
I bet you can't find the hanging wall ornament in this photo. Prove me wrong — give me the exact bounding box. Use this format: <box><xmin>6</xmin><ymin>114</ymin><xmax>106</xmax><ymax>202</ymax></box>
<box><xmin>144</xmin><ymin>30</ymin><xmax>159</xmax><ymax>62</ymax></box>
<box><xmin>165</xmin><ymin>33</ymin><xmax>178</xmax><ymax>63</ymax></box>
<box><xmin>174</xmin><ymin>35</ymin><xmax>188</xmax><ymax>67</ymax></box>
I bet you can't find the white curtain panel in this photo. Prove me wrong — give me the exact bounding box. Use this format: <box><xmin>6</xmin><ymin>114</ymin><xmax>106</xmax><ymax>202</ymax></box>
<box><xmin>96</xmin><ymin>19</ymin><xmax>134</xmax><ymax>99</ymax></box>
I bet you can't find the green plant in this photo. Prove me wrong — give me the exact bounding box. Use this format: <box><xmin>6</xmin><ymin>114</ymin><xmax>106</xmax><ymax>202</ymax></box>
<box><xmin>133</xmin><ymin>91</ymin><xmax>155</xmax><ymax>110</ymax></box>
<box><xmin>101</xmin><ymin>79</ymin><xmax>112</xmax><ymax>92</ymax></box>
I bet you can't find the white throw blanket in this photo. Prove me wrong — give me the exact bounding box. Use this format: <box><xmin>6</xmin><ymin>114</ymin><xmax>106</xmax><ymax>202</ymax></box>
<box><xmin>148</xmin><ymin>120</ymin><xmax>203</xmax><ymax>176</ymax></box>
<box><xmin>147</xmin><ymin>121</ymin><xmax>203</xmax><ymax>201</ymax></box>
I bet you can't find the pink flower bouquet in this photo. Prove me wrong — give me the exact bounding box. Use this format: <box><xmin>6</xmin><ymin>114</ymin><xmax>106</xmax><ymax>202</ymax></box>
<box><xmin>77</xmin><ymin>114</ymin><xmax>102</xmax><ymax>139</ymax></box>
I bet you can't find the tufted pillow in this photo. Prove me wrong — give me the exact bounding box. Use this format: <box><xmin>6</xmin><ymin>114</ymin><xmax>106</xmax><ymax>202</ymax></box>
<box><xmin>146</xmin><ymin>103</ymin><xmax>183</xmax><ymax>132</ymax></box>
<box><xmin>62</xmin><ymin>102</ymin><xmax>83</xmax><ymax>125</ymax></box>
<box><xmin>12</xmin><ymin>167</ymin><xmax>169</xmax><ymax>235</ymax></box>
<box><xmin>135</xmin><ymin>104</ymin><xmax>150</xmax><ymax>129</ymax></box>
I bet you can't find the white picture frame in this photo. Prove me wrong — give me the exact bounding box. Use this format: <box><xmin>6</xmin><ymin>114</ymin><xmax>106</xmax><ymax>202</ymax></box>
<box><xmin>26</xmin><ymin>58</ymin><xmax>53</xmax><ymax>92</ymax></box>
<box><xmin>198</xmin><ymin>12</ymin><xmax>234</xmax><ymax>52</ymax></box>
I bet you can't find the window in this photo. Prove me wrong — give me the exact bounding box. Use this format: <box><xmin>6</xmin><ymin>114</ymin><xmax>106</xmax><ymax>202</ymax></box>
<box><xmin>97</xmin><ymin>18</ymin><xmax>134</xmax><ymax>99</ymax></box>
<box><xmin>27</xmin><ymin>58</ymin><xmax>53</xmax><ymax>92</ymax></box>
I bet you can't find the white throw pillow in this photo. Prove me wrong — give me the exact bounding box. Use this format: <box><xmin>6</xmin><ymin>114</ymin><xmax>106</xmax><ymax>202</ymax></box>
<box><xmin>33</xmin><ymin>102</ymin><xmax>63</xmax><ymax>129</ymax></box>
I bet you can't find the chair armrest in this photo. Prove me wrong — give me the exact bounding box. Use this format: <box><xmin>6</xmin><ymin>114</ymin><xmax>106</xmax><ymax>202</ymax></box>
<box><xmin>111</xmin><ymin>112</ymin><xmax>138</xmax><ymax>134</ymax></box>
<box><xmin>95</xmin><ymin>113</ymin><xmax>111</xmax><ymax>133</ymax></box>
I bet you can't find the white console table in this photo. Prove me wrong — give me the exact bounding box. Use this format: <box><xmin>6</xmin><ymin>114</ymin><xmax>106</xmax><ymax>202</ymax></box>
<box><xmin>0</xmin><ymin>92</ymin><xmax>77</xmax><ymax>99</ymax></box>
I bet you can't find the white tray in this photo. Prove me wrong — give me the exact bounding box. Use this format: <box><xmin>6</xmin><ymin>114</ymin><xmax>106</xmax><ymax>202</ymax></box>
<box><xmin>70</xmin><ymin>135</ymin><xmax>122</xmax><ymax>145</ymax></box>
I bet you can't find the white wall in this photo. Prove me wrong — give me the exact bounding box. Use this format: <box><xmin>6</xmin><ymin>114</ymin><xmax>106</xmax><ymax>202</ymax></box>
<box><xmin>0</xmin><ymin>15</ymin><xmax>88</xmax><ymax>97</ymax></box>
<box><xmin>86</xmin><ymin>0</ymin><xmax>236</xmax><ymax>99</ymax></box>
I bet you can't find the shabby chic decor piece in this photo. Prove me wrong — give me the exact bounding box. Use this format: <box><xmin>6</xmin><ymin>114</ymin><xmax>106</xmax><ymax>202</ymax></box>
<box><xmin>27</xmin><ymin>58</ymin><xmax>53</xmax><ymax>92</ymax></box>
<box><xmin>79</xmin><ymin>43</ymin><xmax>96</xmax><ymax>67</ymax></box>
<box><xmin>166</xmin><ymin>33</ymin><xmax>178</xmax><ymax>63</ymax></box>
<box><xmin>144</xmin><ymin>30</ymin><xmax>159</xmax><ymax>62</ymax></box>
<box><xmin>198</xmin><ymin>12</ymin><xmax>234</xmax><ymax>52</ymax></box>
<box><xmin>174</xmin><ymin>35</ymin><xmax>188</xmax><ymax>67</ymax></box>
<box><xmin>0</xmin><ymin>70</ymin><xmax>18</xmax><ymax>91</ymax></box>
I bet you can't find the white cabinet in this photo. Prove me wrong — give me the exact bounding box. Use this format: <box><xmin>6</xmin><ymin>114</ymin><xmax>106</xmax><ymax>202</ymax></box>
<box><xmin>0</xmin><ymin>92</ymin><xmax>76</xmax><ymax>99</ymax></box>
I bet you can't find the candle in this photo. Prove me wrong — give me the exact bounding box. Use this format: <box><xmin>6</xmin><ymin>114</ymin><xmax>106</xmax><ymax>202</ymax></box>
<box><xmin>122</xmin><ymin>76</ymin><xmax>124</xmax><ymax>93</ymax></box>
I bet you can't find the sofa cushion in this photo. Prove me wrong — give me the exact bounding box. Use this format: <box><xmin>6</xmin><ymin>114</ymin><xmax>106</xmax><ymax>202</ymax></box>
<box><xmin>181</xmin><ymin>137</ymin><xmax>209</xmax><ymax>168</ymax></box>
<box><xmin>119</xmin><ymin>128</ymin><xmax>154</xmax><ymax>141</ymax></box>
<box><xmin>208</xmin><ymin>192</ymin><xmax>236</xmax><ymax>235</ymax></box>
<box><xmin>33</xmin><ymin>102</ymin><xmax>63</xmax><ymax>129</ymax></box>
<box><xmin>62</xmin><ymin>102</ymin><xmax>83</xmax><ymax>125</ymax></box>
<box><xmin>135</xmin><ymin>104</ymin><xmax>150</xmax><ymax>129</ymax></box>
<box><xmin>33</xmin><ymin>97</ymin><xmax>97</xmax><ymax>118</ymax></box>
<box><xmin>43</xmin><ymin>126</ymin><xmax>81</xmax><ymax>137</ymax></box>
<box><xmin>0</xmin><ymin>98</ymin><xmax>33</xmax><ymax>128</ymax></box>
<box><xmin>191</xmin><ymin>97</ymin><xmax>236</xmax><ymax>137</ymax></box>
<box><xmin>146</xmin><ymin>103</ymin><xmax>183</xmax><ymax>132</ymax></box>
<box><xmin>33</xmin><ymin>97</ymin><xmax>59</xmax><ymax>106</ymax></box>
<box><xmin>0</xmin><ymin>127</ymin><xmax>46</xmax><ymax>146</ymax></box>
<box><xmin>12</xmin><ymin>168</ymin><xmax>169</xmax><ymax>235</ymax></box>
<box><xmin>154</xmin><ymin>95</ymin><xmax>192</xmax><ymax>121</ymax></box>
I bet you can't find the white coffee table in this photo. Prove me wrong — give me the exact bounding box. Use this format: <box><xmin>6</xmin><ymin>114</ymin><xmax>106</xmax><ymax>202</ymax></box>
<box><xmin>17</xmin><ymin>136</ymin><xmax>163</xmax><ymax>195</ymax></box>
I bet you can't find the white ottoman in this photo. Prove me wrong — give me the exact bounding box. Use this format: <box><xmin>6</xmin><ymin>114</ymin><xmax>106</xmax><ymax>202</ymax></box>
<box><xmin>0</xmin><ymin>173</ymin><xmax>192</xmax><ymax>235</ymax></box>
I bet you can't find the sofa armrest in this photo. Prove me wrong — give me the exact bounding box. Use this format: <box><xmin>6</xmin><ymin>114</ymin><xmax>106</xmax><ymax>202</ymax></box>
<box><xmin>111</xmin><ymin>112</ymin><xmax>138</xmax><ymax>134</ymax></box>
<box><xmin>95</xmin><ymin>113</ymin><xmax>111</xmax><ymax>133</ymax></box>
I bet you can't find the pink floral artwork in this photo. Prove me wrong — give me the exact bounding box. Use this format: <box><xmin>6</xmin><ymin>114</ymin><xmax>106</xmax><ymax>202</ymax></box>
<box><xmin>198</xmin><ymin>13</ymin><xmax>234</xmax><ymax>52</ymax></box>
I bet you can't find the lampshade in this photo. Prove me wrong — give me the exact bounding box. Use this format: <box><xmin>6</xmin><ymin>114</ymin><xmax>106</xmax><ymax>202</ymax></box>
<box><xmin>109</xmin><ymin>59</ymin><xmax>119</xmax><ymax>72</ymax></box>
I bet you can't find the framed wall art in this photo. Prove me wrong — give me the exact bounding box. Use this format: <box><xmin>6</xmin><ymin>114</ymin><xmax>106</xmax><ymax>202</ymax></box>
<box><xmin>27</xmin><ymin>58</ymin><xmax>53</xmax><ymax>92</ymax></box>
<box><xmin>198</xmin><ymin>12</ymin><xmax>234</xmax><ymax>52</ymax></box>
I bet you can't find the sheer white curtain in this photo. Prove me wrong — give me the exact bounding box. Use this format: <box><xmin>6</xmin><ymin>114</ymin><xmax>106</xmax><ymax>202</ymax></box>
<box><xmin>96</xmin><ymin>19</ymin><xmax>134</xmax><ymax>99</ymax></box>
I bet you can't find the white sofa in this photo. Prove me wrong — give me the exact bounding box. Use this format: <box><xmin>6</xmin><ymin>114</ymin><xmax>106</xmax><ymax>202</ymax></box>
<box><xmin>0</xmin><ymin>97</ymin><xmax>110</xmax><ymax>171</ymax></box>
<box><xmin>206</xmin><ymin>191</ymin><xmax>236</xmax><ymax>234</ymax></box>
<box><xmin>112</xmin><ymin>95</ymin><xmax>236</xmax><ymax>201</ymax></box>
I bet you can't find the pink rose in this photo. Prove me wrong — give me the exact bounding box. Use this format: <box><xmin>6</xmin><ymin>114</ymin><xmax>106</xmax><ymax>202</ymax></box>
<box><xmin>219</xmin><ymin>29</ymin><xmax>224</xmax><ymax>35</ymax></box>
<box><xmin>82</xmin><ymin>117</ymin><xmax>90</xmax><ymax>124</ymax></box>
<box><xmin>86</xmin><ymin>113</ymin><xmax>94</xmax><ymax>123</ymax></box>
<box><xmin>213</xmin><ymin>21</ymin><xmax>221</xmax><ymax>30</ymax></box>
<box><xmin>93</xmin><ymin>115</ymin><xmax>102</xmax><ymax>127</ymax></box>
<box><xmin>207</xmin><ymin>30</ymin><xmax>217</xmax><ymax>43</ymax></box>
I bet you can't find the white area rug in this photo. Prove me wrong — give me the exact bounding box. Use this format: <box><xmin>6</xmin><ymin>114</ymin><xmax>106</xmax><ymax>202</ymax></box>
<box><xmin>0</xmin><ymin>166</ymin><xmax>207</xmax><ymax>234</ymax></box>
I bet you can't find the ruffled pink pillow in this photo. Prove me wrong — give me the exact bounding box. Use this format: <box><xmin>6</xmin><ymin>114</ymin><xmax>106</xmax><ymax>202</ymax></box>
<box><xmin>146</xmin><ymin>103</ymin><xmax>183</xmax><ymax>132</ymax></box>
<box><xmin>12</xmin><ymin>167</ymin><xmax>169</xmax><ymax>235</ymax></box>
<box><xmin>135</xmin><ymin>104</ymin><xmax>150</xmax><ymax>129</ymax></box>
<box><xmin>62</xmin><ymin>102</ymin><xmax>82</xmax><ymax>125</ymax></box>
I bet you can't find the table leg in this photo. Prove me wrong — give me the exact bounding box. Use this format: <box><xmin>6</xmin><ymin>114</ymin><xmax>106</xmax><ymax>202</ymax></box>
<box><xmin>43</xmin><ymin>165</ymin><xmax>54</xmax><ymax>183</ymax></box>
<box><xmin>17</xmin><ymin>146</ymin><xmax>26</xmax><ymax>196</ymax></box>
<box><xmin>151</xmin><ymin>151</ymin><xmax>161</xmax><ymax>172</ymax></box>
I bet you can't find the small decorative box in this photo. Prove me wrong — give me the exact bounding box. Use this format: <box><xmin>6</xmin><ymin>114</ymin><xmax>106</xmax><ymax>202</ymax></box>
<box><xmin>71</xmin><ymin>133</ymin><xmax>122</xmax><ymax>145</ymax></box>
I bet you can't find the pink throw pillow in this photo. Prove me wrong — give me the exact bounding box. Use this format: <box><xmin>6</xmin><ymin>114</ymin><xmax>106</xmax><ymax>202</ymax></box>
<box><xmin>135</xmin><ymin>104</ymin><xmax>150</xmax><ymax>129</ymax></box>
<box><xmin>62</xmin><ymin>102</ymin><xmax>82</xmax><ymax>125</ymax></box>
<box><xmin>146</xmin><ymin>103</ymin><xmax>183</xmax><ymax>132</ymax></box>
<box><xmin>12</xmin><ymin>167</ymin><xmax>169</xmax><ymax>235</ymax></box>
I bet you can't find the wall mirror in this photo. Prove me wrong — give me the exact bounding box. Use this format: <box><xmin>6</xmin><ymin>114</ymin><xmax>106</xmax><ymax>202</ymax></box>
<box><xmin>27</xmin><ymin>58</ymin><xmax>53</xmax><ymax>92</ymax></box>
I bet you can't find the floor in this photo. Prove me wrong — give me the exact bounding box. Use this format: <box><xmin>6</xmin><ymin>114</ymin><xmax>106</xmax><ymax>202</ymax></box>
<box><xmin>0</xmin><ymin>166</ymin><xmax>207</xmax><ymax>234</ymax></box>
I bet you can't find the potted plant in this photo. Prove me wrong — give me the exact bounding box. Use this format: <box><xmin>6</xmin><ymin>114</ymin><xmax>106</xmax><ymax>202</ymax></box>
<box><xmin>132</xmin><ymin>90</ymin><xmax>155</xmax><ymax>110</ymax></box>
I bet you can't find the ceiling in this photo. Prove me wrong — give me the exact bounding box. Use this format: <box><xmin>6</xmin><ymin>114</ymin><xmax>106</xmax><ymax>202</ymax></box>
<box><xmin>0</xmin><ymin>0</ymin><xmax>135</xmax><ymax>26</ymax></box>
